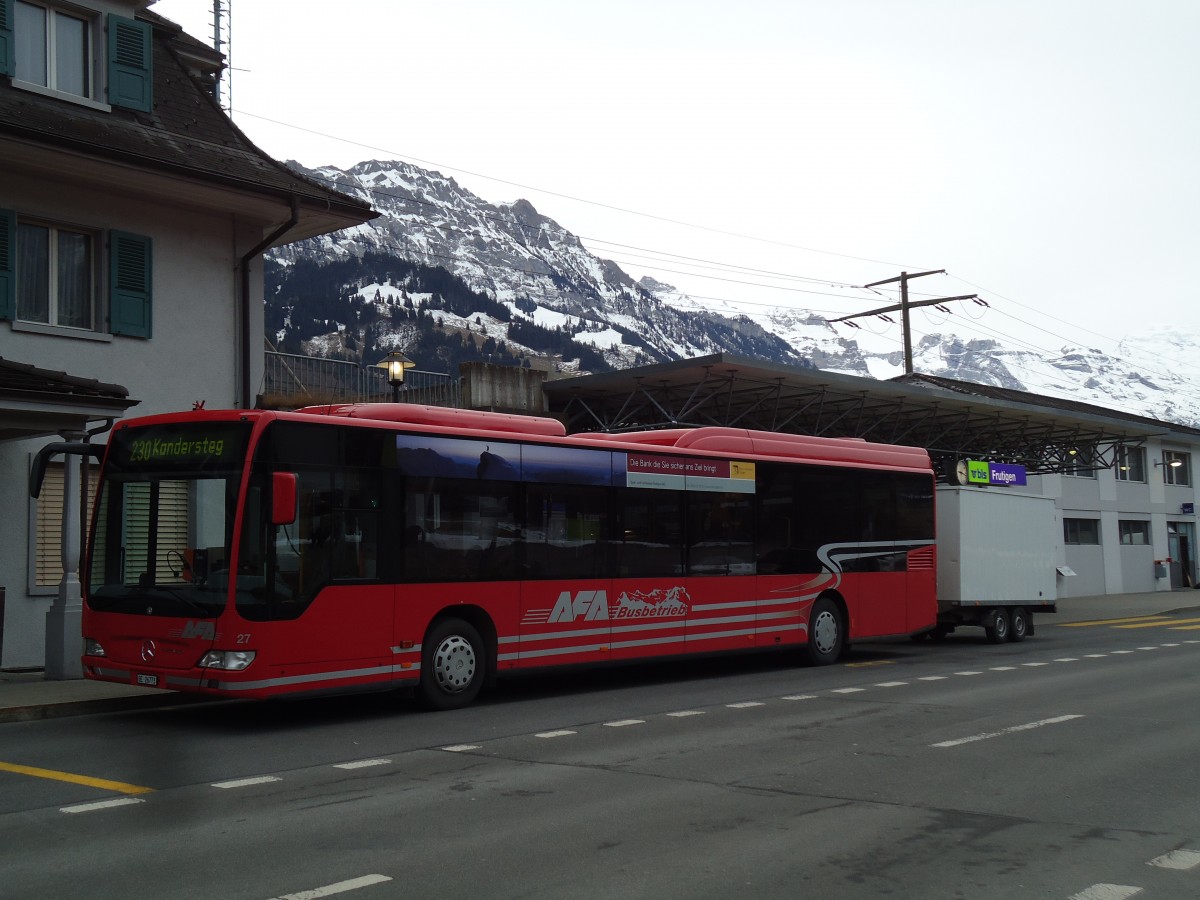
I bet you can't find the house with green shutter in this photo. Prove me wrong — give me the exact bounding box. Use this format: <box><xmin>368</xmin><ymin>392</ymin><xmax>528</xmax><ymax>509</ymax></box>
<box><xmin>0</xmin><ymin>1</ymin><xmax>377</xmax><ymax>670</ymax></box>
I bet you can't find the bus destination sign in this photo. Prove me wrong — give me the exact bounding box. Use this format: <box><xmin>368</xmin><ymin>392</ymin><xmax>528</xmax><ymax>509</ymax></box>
<box><xmin>114</xmin><ymin>424</ymin><xmax>246</xmax><ymax>468</ymax></box>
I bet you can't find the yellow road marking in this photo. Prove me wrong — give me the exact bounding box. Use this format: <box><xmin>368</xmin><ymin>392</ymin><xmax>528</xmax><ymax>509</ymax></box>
<box><xmin>1170</xmin><ymin>624</ymin><xmax>1200</xmax><ymax>630</ymax></box>
<box><xmin>1059</xmin><ymin>616</ymin><xmax>1169</xmax><ymax>627</ymax></box>
<box><xmin>0</xmin><ymin>761</ymin><xmax>153</xmax><ymax>795</ymax></box>
<box><xmin>1114</xmin><ymin>617</ymin><xmax>1200</xmax><ymax>629</ymax></box>
<box><xmin>845</xmin><ymin>659</ymin><xmax>895</xmax><ymax>668</ymax></box>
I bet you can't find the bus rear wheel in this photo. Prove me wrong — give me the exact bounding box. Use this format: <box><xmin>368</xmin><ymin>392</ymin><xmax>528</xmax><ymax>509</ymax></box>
<box><xmin>805</xmin><ymin>597</ymin><xmax>844</xmax><ymax>666</ymax></box>
<box><xmin>420</xmin><ymin>618</ymin><xmax>485</xmax><ymax>710</ymax></box>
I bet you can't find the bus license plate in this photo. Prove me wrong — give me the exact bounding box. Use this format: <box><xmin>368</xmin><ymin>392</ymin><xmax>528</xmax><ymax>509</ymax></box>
<box><xmin>136</xmin><ymin>673</ymin><xmax>158</xmax><ymax>687</ymax></box>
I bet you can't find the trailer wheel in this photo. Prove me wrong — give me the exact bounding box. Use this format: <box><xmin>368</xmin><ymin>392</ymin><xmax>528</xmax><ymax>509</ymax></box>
<box><xmin>984</xmin><ymin>608</ymin><xmax>1010</xmax><ymax>644</ymax></box>
<box><xmin>804</xmin><ymin>597</ymin><xmax>844</xmax><ymax>666</ymax></box>
<box><xmin>1008</xmin><ymin>607</ymin><xmax>1029</xmax><ymax>642</ymax></box>
<box><xmin>419</xmin><ymin>618</ymin><xmax>486</xmax><ymax>710</ymax></box>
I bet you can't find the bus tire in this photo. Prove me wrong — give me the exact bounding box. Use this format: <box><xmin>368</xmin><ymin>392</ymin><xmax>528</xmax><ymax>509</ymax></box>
<box><xmin>1008</xmin><ymin>607</ymin><xmax>1029</xmax><ymax>642</ymax></box>
<box><xmin>984</xmin><ymin>608</ymin><xmax>1010</xmax><ymax>644</ymax></box>
<box><xmin>804</xmin><ymin>597</ymin><xmax>844</xmax><ymax>666</ymax></box>
<box><xmin>420</xmin><ymin>618</ymin><xmax>485</xmax><ymax>710</ymax></box>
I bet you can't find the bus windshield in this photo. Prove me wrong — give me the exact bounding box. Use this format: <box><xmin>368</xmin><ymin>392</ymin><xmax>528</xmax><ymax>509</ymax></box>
<box><xmin>86</xmin><ymin>421</ymin><xmax>252</xmax><ymax>618</ymax></box>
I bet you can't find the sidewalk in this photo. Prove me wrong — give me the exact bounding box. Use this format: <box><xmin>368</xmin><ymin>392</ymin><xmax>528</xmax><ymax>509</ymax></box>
<box><xmin>3</xmin><ymin>590</ymin><xmax>1199</xmax><ymax>723</ymax></box>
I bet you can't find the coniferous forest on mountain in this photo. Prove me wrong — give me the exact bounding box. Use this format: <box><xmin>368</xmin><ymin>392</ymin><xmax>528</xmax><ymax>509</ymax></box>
<box><xmin>264</xmin><ymin>251</ymin><xmax>613</xmax><ymax>374</ymax></box>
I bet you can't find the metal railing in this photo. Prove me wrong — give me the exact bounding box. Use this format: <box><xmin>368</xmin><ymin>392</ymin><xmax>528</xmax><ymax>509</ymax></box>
<box><xmin>261</xmin><ymin>352</ymin><xmax>460</xmax><ymax>408</ymax></box>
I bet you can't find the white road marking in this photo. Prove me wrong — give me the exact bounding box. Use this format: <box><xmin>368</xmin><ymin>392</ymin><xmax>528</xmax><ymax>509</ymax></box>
<box><xmin>875</xmin><ymin>681</ymin><xmax>908</xmax><ymax>687</ymax></box>
<box><xmin>918</xmin><ymin>675</ymin><xmax>947</xmax><ymax>681</ymax></box>
<box><xmin>604</xmin><ymin>719</ymin><xmax>645</xmax><ymax>727</ymax></box>
<box><xmin>334</xmin><ymin>759</ymin><xmax>392</xmax><ymax>769</ymax></box>
<box><xmin>268</xmin><ymin>874</ymin><xmax>393</xmax><ymax>899</ymax></box>
<box><xmin>438</xmin><ymin>746</ymin><xmax>481</xmax><ymax>754</ymax></box>
<box><xmin>1085</xmin><ymin>654</ymin><xmax>1108</xmax><ymax>658</ymax></box>
<box><xmin>931</xmin><ymin>715</ymin><xmax>1084</xmax><ymax>749</ymax></box>
<box><xmin>61</xmin><ymin>797</ymin><xmax>144</xmax><ymax>814</ymax></box>
<box><xmin>990</xmin><ymin>666</ymin><xmax>1017</xmax><ymax>671</ymax></box>
<box><xmin>1161</xmin><ymin>643</ymin><xmax>1180</xmax><ymax>647</ymax></box>
<box><xmin>1068</xmin><ymin>885</ymin><xmax>1141</xmax><ymax>900</ymax></box>
<box><xmin>535</xmin><ymin>730</ymin><xmax>576</xmax><ymax>738</ymax></box>
<box><xmin>1022</xmin><ymin>662</ymin><xmax>1050</xmax><ymax>667</ymax></box>
<box><xmin>1111</xmin><ymin>650</ymin><xmax>1134</xmax><ymax>655</ymax></box>
<box><xmin>1137</xmin><ymin>647</ymin><xmax>1157</xmax><ymax>651</ymax></box>
<box><xmin>955</xmin><ymin>671</ymin><xmax>983</xmax><ymax>676</ymax></box>
<box><xmin>830</xmin><ymin>687</ymin><xmax>865</xmax><ymax>694</ymax></box>
<box><xmin>727</xmin><ymin>701</ymin><xmax>765</xmax><ymax>708</ymax></box>
<box><xmin>212</xmin><ymin>776</ymin><xmax>282</xmax><ymax>789</ymax></box>
<box><xmin>781</xmin><ymin>694</ymin><xmax>817</xmax><ymax>701</ymax></box>
<box><xmin>1148</xmin><ymin>849</ymin><xmax>1200</xmax><ymax>870</ymax></box>
<box><xmin>1055</xmin><ymin>657</ymin><xmax>1080</xmax><ymax>662</ymax></box>
<box><xmin>667</xmin><ymin>710</ymin><xmax>705</xmax><ymax>717</ymax></box>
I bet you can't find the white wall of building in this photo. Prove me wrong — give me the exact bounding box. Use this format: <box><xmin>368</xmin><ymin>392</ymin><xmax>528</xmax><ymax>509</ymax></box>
<box><xmin>0</xmin><ymin>178</ymin><xmax>268</xmax><ymax>668</ymax></box>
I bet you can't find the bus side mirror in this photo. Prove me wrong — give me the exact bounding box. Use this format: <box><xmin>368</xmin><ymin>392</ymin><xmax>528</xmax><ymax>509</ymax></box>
<box><xmin>272</xmin><ymin>473</ymin><xmax>298</xmax><ymax>526</ymax></box>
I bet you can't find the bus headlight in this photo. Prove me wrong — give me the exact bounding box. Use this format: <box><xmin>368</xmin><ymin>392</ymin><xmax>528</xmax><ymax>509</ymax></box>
<box><xmin>84</xmin><ymin>638</ymin><xmax>106</xmax><ymax>657</ymax></box>
<box><xmin>198</xmin><ymin>650</ymin><xmax>256</xmax><ymax>671</ymax></box>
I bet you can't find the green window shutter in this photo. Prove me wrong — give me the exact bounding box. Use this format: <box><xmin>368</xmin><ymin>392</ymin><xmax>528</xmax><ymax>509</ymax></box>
<box><xmin>0</xmin><ymin>0</ymin><xmax>13</xmax><ymax>78</ymax></box>
<box><xmin>107</xmin><ymin>15</ymin><xmax>152</xmax><ymax>112</ymax></box>
<box><xmin>0</xmin><ymin>207</ymin><xmax>14</xmax><ymax>320</ymax></box>
<box><xmin>109</xmin><ymin>231</ymin><xmax>152</xmax><ymax>338</ymax></box>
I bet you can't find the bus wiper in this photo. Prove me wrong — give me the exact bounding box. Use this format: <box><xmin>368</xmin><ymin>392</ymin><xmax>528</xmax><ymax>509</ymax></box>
<box><xmin>143</xmin><ymin>585</ymin><xmax>220</xmax><ymax>617</ymax></box>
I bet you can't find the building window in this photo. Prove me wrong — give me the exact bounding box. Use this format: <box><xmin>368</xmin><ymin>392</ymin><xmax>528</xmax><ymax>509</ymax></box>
<box><xmin>31</xmin><ymin>461</ymin><xmax>99</xmax><ymax>592</ymax></box>
<box><xmin>1163</xmin><ymin>451</ymin><xmax>1191</xmax><ymax>486</ymax></box>
<box><xmin>0</xmin><ymin>210</ymin><xmax>153</xmax><ymax>338</ymax></box>
<box><xmin>17</xmin><ymin>219</ymin><xmax>97</xmax><ymax>329</ymax></box>
<box><xmin>14</xmin><ymin>1</ymin><xmax>93</xmax><ymax>98</ymax></box>
<box><xmin>1118</xmin><ymin>520</ymin><xmax>1150</xmax><ymax>545</ymax></box>
<box><xmin>1115</xmin><ymin>446</ymin><xmax>1146</xmax><ymax>483</ymax></box>
<box><xmin>1064</xmin><ymin>518</ymin><xmax>1100</xmax><ymax>545</ymax></box>
<box><xmin>1063</xmin><ymin>449</ymin><xmax>1095</xmax><ymax>478</ymax></box>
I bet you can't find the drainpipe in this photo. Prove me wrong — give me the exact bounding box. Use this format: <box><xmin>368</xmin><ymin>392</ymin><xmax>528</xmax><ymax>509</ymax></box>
<box><xmin>240</xmin><ymin>196</ymin><xmax>299</xmax><ymax>408</ymax></box>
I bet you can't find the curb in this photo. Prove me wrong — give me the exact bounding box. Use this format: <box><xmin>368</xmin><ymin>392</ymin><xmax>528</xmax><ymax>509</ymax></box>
<box><xmin>0</xmin><ymin>692</ymin><xmax>204</xmax><ymax>725</ymax></box>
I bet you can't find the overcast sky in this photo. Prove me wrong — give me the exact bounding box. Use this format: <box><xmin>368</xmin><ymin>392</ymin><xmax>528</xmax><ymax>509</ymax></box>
<box><xmin>151</xmin><ymin>0</ymin><xmax>1200</xmax><ymax>380</ymax></box>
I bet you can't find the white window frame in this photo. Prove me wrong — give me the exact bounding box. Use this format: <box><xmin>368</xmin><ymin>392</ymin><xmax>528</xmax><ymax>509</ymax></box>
<box><xmin>1163</xmin><ymin>451</ymin><xmax>1191</xmax><ymax>487</ymax></box>
<box><xmin>1114</xmin><ymin>446</ymin><xmax>1146</xmax><ymax>483</ymax></box>
<box><xmin>11</xmin><ymin>0</ymin><xmax>109</xmax><ymax>110</ymax></box>
<box><xmin>1064</xmin><ymin>517</ymin><xmax>1100</xmax><ymax>545</ymax></box>
<box><xmin>28</xmin><ymin>460</ymin><xmax>99</xmax><ymax>595</ymax></box>
<box><xmin>14</xmin><ymin>215</ymin><xmax>100</xmax><ymax>333</ymax></box>
<box><xmin>1118</xmin><ymin>520</ymin><xmax>1151</xmax><ymax>545</ymax></box>
<box><xmin>1063</xmin><ymin>449</ymin><xmax>1096</xmax><ymax>478</ymax></box>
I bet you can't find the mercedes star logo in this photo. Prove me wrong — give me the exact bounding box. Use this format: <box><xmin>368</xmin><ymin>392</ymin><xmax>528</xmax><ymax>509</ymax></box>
<box><xmin>140</xmin><ymin>639</ymin><xmax>157</xmax><ymax>662</ymax></box>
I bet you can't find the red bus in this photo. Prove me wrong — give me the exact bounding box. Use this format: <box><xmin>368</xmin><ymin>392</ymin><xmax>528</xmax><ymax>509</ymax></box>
<box><xmin>80</xmin><ymin>403</ymin><xmax>936</xmax><ymax>709</ymax></box>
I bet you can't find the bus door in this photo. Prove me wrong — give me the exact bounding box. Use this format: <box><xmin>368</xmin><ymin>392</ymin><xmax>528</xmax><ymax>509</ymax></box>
<box><xmin>518</xmin><ymin>483</ymin><xmax>611</xmax><ymax>668</ymax></box>
<box><xmin>253</xmin><ymin>469</ymin><xmax>394</xmax><ymax>689</ymax></box>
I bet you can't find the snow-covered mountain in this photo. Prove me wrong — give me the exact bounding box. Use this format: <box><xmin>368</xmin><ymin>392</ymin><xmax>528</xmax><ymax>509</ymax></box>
<box><xmin>269</xmin><ymin>159</ymin><xmax>1200</xmax><ymax>428</ymax></box>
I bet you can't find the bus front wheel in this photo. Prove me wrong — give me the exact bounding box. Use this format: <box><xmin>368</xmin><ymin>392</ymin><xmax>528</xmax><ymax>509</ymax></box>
<box><xmin>420</xmin><ymin>618</ymin><xmax>485</xmax><ymax>710</ymax></box>
<box><xmin>805</xmin><ymin>597</ymin><xmax>844</xmax><ymax>666</ymax></box>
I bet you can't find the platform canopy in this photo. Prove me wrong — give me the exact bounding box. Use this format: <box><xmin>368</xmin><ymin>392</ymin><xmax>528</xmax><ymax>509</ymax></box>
<box><xmin>542</xmin><ymin>354</ymin><xmax>1194</xmax><ymax>478</ymax></box>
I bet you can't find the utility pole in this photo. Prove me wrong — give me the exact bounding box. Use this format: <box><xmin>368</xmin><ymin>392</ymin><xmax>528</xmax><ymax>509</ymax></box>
<box><xmin>829</xmin><ymin>269</ymin><xmax>977</xmax><ymax>375</ymax></box>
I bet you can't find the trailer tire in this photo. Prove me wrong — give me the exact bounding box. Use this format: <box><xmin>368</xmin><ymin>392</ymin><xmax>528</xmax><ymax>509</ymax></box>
<box><xmin>1008</xmin><ymin>607</ymin><xmax>1029</xmax><ymax>642</ymax></box>
<box><xmin>984</xmin><ymin>608</ymin><xmax>1010</xmax><ymax>644</ymax></box>
<box><xmin>419</xmin><ymin>618</ymin><xmax>486</xmax><ymax>710</ymax></box>
<box><xmin>804</xmin><ymin>597</ymin><xmax>844</xmax><ymax>666</ymax></box>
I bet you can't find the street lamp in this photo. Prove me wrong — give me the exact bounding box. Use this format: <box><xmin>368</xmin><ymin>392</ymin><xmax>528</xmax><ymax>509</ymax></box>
<box><xmin>374</xmin><ymin>351</ymin><xmax>416</xmax><ymax>402</ymax></box>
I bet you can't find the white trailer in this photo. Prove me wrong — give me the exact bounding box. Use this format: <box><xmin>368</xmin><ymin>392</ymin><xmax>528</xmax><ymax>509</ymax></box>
<box><xmin>932</xmin><ymin>486</ymin><xmax>1059</xmax><ymax>642</ymax></box>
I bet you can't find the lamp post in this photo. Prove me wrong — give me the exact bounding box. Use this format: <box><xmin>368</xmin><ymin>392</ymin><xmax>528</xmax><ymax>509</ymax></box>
<box><xmin>374</xmin><ymin>351</ymin><xmax>416</xmax><ymax>402</ymax></box>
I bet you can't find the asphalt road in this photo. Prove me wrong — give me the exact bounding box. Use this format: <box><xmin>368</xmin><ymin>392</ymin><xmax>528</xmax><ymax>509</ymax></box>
<box><xmin>3</xmin><ymin>615</ymin><xmax>1200</xmax><ymax>900</ymax></box>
